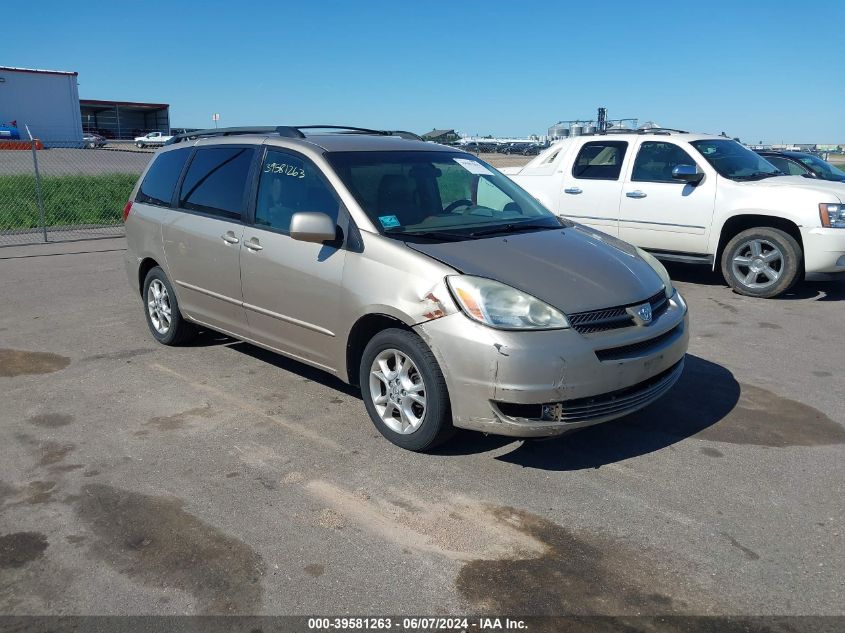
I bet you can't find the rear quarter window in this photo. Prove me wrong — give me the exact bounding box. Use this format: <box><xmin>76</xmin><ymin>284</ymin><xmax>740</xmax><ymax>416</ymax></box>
<box><xmin>178</xmin><ymin>147</ymin><xmax>255</xmax><ymax>220</ymax></box>
<box><xmin>136</xmin><ymin>148</ymin><xmax>191</xmax><ymax>206</ymax></box>
<box><xmin>572</xmin><ymin>141</ymin><xmax>628</xmax><ymax>180</ymax></box>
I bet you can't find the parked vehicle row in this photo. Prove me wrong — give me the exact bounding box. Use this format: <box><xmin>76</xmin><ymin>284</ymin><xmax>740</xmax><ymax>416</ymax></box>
<box><xmin>454</xmin><ymin>141</ymin><xmax>546</xmax><ymax>155</ymax></box>
<box><xmin>125</xmin><ymin>126</ymin><xmax>688</xmax><ymax>451</ymax></box>
<box><xmin>504</xmin><ymin>131</ymin><xmax>845</xmax><ymax>298</ymax></box>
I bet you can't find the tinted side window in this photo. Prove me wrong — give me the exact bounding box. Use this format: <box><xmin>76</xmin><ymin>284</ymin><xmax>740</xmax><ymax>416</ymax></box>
<box><xmin>572</xmin><ymin>141</ymin><xmax>628</xmax><ymax>180</ymax></box>
<box><xmin>767</xmin><ymin>156</ymin><xmax>809</xmax><ymax>176</ymax></box>
<box><xmin>632</xmin><ymin>142</ymin><xmax>698</xmax><ymax>183</ymax></box>
<box><xmin>179</xmin><ymin>147</ymin><xmax>254</xmax><ymax>220</ymax></box>
<box><xmin>255</xmin><ymin>150</ymin><xmax>340</xmax><ymax>234</ymax></box>
<box><xmin>136</xmin><ymin>148</ymin><xmax>191</xmax><ymax>206</ymax></box>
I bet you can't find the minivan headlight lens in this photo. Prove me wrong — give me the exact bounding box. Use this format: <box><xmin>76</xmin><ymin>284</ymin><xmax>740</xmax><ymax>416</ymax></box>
<box><xmin>446</xmin><ymin>275</ymin><xmax>570</xmax><ymax>330</ymax></box>
<box><xmin>636</xmin><ymin>247</ymin><xmax>674</xmax><ymax>298</ymax></box>
<box><xmin>819</xmin><ymin>203</ymin><xmax>845</xmax><ymax>228</ymax></box>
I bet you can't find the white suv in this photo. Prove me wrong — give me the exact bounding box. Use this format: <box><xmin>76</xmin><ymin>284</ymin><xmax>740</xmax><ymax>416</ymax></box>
<box><xmin>504</xmin><ymin>131</ymin><xmax>845</xmax><ymax>298</ymax></box>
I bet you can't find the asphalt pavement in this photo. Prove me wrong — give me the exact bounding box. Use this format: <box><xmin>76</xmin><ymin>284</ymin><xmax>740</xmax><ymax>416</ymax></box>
<box><xmin>0</xmin><ymin>238</ymin><xmax>843</xmax><ymax>621</ymax></box>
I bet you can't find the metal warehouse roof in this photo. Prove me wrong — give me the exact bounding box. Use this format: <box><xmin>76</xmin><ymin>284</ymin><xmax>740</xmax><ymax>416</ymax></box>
<box><xmin>80</xmin><ymin>99</ymin><xmax>169</xmax><ymax>110</ymax></box>
<box><xmin>0</xmin><ymin>66</ymin><xmax>78</xmax><ymax>76</ymax></box>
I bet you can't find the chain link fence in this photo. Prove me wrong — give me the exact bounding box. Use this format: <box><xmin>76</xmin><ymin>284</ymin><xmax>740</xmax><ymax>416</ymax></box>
<box><xmin>0</xmin><ymin>140</ymin><xmax>154</xmax><ymax>246</ymax></box>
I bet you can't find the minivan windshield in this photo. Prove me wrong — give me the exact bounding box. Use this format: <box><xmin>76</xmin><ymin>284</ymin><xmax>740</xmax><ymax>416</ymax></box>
<box><xmin>690</xmin><ymin>139</ymin><xmax>781</xmax><ymax>181</ymax></box>
<box><xmin>327</xmin><ymin>151</ymin><xmax>561</xmax><ymax>240</ymax></box>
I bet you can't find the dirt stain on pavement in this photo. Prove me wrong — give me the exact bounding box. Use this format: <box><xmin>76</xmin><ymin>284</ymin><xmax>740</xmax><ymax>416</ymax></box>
<box><xmin>0</xmin><ymin>349</ymin><xmax>70</xmax><ymax>377</ymax></box>
<box><xmin>720</xmin><ymin>533</ymin><xmax>760</xmax><ymax>561</ymax></box>
<box><xmin>28</xmin><ymin>413</ymin><xmax>75</xmax><ymax>428</ymax></box>
<box><xmin>145</xmin><ymin>404</ymin><xmax>213</xmax><ymax>431</ymax></box>
<box><xmin>709</xmin><ymin>299</ymin><xmax>739</xmax><ymax>314</ymax></box>
<box><xmin>694</xmin><ymin>383</ymin><xmax>845</xmax><ymax>447</ymax></box>
<box><xmin>304</xmin><ymin>563</ymin><xmax>325</xmax><ymax>578</ymax></box>
<box><xmin>75</xmin><ymin>483</ymin><xmax>264</xmax><ymax>614</ymax></box>
<box><xmin>456</xmin><ymin>506</ymin><xmax>698</xmax><ymax>617</ymax></box>
<box><xmin>38</xmin><ymin>442</ymin><xmax>76</xmax><ymax>465</ymax></box>
<box><xmin>0</xmin><ymin>532</ymin><xmax>49</xmax><ymax>568</ymax></box>
<box><xmin>23</xmin><ymin>481</ymin><xmax>57</xmax><ymax>504</ymax></box>
<box><xmin>812</xmin><ymin>370</ymin><xmax>832</xmax><ymax>378</ymax></box>
<box><xmin>758</xmin><ymin>322</ymin><xmax>782</xmax><ymax>330</ymax></box>
<box><xmin>700</xmin><ymin>447</ymin><xmax>724</xmax><ymax>458</ymax></box>
<box><xmin>82</xmin><ymin>348</ymin><xmax>154</xmax><ymax>362</ymax></box>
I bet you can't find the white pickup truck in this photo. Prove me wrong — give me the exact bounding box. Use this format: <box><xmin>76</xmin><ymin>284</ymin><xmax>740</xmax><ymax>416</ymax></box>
<box><xmin>503</xmin><ymin>131</ymin><xmax>845</xmax><ymax>298</ymax></box>
<box><xmin>134</xmin><ymin>131</ymin><xmax>173</xmax><ymax>148</ymax></box>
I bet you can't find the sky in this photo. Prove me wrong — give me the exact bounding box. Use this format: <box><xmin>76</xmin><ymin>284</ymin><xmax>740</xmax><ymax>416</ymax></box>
<box><xmin>3</xmin><ymin>0</ymin><xmax>843</xmax><ymax>143</ymax></box>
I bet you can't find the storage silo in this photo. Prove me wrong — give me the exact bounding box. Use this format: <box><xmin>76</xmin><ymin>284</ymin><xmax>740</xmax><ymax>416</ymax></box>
<box><xmin>548</xmin><ymin>123</ymin><xmax>569</xmax><ymax>139</ymax></box>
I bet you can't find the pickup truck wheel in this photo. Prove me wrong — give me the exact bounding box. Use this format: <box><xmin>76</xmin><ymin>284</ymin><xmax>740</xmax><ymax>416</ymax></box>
<box><xmin>721</xmin><ymin>227</ymin><xmax>802</xmax><ymax>298</ymax></box>
<box><xmin>142</xmin><ymin>267</ymin><xmax>197</xmax><ymax>345</ymax></box>
<box><xmin>360</xmin><ymin>329</ymin><xmax>454</xmax><ymax>452</ymax></box>
<box><xmin>136</xmin><ymin>142</ymin><xmax>144</xmax><ymax>148</ymax></box>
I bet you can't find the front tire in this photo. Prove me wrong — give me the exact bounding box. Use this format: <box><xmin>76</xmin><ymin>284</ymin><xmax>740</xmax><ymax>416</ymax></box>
<box><xmin>721</xmin><ymin>227</ymin><xmax>802</xmax><ymax>298</ymax></box>
<box><xmin>360</xmin><ymin>328</ymin><xmax>454</xmax><ymax>451</ymax></box>
<box><xmin>142</xmin><ymin>267</ymin><xmax>196</xmax><ymax>345</ymax></box>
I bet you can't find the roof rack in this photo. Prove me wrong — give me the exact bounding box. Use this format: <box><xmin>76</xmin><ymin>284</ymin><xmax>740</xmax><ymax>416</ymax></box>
<box><xmin>582</xmin><ymin>127</ymin><xmax>688</xmax><ymax>137</ymax></box>
<box><xmin>165</xmin><ymin>125</ymin><xmax>423</xmax><ymax>145</ymax></box>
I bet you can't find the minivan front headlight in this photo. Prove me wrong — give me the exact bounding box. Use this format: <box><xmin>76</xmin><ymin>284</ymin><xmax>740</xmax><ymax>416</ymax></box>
<box><xmin>819</xmin><ymin>203</ymin><xmax>845</xmax><ymax>228</ymax></box>
<box><xmin>636</xmin><ymin>247</ymin><xmax>674</xmax><ymax>298</ymax></box>
<box><xmin>446</xmin><ymin>275</ymin><xmax>570</xmax><ymax>330</ymax></box>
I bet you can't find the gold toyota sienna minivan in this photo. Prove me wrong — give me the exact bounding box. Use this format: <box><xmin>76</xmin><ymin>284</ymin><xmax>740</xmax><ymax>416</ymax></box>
<box><xmin>124</xmin><ymin>126</ymin><xmax>689</xmax><ymax>451</ymax></box>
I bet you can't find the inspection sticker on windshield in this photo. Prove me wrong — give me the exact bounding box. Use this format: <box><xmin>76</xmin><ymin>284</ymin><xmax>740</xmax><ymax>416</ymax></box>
<box><xmin>378</xmin><ymin>215</ymin><xmax>401</xmax><ymax>229</ymax></box>
<box><xmin>453</xmin><ymin>157</ymin><xmax>494</xmax><ymax>175</ymax></box>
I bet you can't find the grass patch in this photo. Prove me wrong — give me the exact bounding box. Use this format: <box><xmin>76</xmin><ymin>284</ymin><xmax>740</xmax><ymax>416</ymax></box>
<box><xmin>0</xmin><ymin>173</ymin><xmax>138</xmax><ymax>231</ymax></box>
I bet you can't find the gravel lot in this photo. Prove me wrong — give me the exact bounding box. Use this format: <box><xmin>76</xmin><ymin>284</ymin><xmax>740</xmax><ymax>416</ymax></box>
<box><xmin>0</xmin><ymin>148</ymin><xmax>152</xmax><ymax>177</ymax></box>
<box><xmin>0</xmin><ymin>237</ymin><xmax>842</xmax><ymax>624</ymax></box>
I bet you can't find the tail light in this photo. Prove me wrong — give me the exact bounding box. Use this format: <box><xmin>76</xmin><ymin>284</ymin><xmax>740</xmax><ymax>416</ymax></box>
<box><xmin>122</xmin><ymin>200</ymin><xmax>133</xmax><ymax>222</ymax></box>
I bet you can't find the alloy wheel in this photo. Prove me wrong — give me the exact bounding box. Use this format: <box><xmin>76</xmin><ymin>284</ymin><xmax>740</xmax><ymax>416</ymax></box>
<box><xmin>147</xmin><ymin>279</ymin><xmax>172</xmax><ymax>335</ymax></box>
<box><xmin>731</xmin><ymin>238</ymin><xmax>783</xmax><ymax>290</ymax></box>
<box><xmin>369</xmin><ymin>348</ymin><xmax>427</xmax><ymax>434</ymax></box>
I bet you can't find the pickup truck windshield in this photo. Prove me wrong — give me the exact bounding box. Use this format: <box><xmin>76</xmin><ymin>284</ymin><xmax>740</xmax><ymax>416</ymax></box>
<box><xmin>690</xmin><ymin>139</ymin><xmax>781</xmax><ymax>181</ymax></box>
<box><xmin>327</xmin><ymin>151</ymin><xmax>561</xmax><ymax>240</ymax></box>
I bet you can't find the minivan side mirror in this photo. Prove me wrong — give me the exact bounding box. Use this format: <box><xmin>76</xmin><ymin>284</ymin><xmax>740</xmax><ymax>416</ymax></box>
<box><xmin>672</xmin><ymin>164</ymin><xmax>704</xmax><ymax>184</ymax></box>
<box><xmin>289</xmin><ymin>212</ymin><xmax>337</xmax><ymax>243</ymax></box>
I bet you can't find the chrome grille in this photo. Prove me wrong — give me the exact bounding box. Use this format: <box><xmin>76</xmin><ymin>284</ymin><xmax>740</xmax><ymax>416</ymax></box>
<box><xmin>569</xmin><ymin>289</ymin><xmax>668</xmax><ymax>334</ymax></box>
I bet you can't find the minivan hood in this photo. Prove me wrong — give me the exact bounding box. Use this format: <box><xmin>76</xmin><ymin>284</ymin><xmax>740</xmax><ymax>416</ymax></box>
<box><xmin>406</xmin><ymin>226</ymin><xmax>664</xmax><ymax>314</ymax></box>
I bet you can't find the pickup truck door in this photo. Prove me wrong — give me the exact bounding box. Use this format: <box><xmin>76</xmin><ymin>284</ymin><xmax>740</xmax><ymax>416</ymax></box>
<box><xmin>558</xmin><ymin>139</ymin><xmax>630</xmax><ymax>236</ymax></box>
<box><xmin>618</xmin><ymin>139</ymin><xmax>716</xmax><ymax>254</ymax></box>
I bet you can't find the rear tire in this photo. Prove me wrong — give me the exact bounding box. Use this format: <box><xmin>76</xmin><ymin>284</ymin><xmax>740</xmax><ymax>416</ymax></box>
<box><xmin>142</xmin><ymin>267</ymin><xmax>196</xmax><ymax>345</ymax></box>
<box><xmin>359</xmin><ymin>328</ymin><xmax>454</xmax><ymax>451</ymax></box>
<box><xmin>720</xmin><ymin>227</ymin><xmax>802</xmax><ymax>298</ymax></box>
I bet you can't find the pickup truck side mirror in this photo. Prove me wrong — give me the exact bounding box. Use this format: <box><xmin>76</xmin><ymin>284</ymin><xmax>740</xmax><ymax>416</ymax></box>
<box><xmin>672</xmin><ymin>164</ymin><xmax>704</xmax><ymax>184</ymax></box>
<box><xmin>289</xmin><ymin>212</ymin><xmax>338</xmax><ymax>243</ymax></box>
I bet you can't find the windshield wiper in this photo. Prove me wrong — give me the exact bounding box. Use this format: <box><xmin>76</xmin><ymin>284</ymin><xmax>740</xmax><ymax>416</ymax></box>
<box><xmin>470</xmin><ymin>221</ymin><xmax>559</xmax><ymax>238</ymax></box>
<box><xmin>383</xmin><ymin>227</ymin><xmax>466</xmax><ymax>241</ymax></box>
<box><xmin>734</xmin><ymin>171</ymin><xmax>781</xmax><ymax>181</ymax></box>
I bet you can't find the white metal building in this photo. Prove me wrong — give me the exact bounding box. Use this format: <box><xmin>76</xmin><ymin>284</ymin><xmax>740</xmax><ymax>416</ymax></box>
<box><xmin>0</xmin><ymin>66</ymin><xmax>83</xmax><ymax>143</ymax></box>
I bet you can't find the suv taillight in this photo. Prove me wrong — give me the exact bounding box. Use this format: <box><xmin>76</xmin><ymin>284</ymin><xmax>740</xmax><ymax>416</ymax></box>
<box><xmin>122</xmin><ymin>200</ymin><xmax>133</xmax><ymax>222</ymax></box>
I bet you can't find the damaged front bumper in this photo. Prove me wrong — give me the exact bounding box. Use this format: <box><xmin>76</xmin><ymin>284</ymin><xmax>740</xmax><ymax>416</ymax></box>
<box><xmin>414</xmin><ymin>293</ymin><xmax>689</xmax><ymax>437</ymax></box>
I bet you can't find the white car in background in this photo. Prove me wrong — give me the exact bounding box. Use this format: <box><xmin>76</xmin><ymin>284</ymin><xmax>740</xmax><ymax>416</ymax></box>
<box><xmin>503</xmin><ymin>131</ymin><xmax>845</xmax><ymax>298</ymax></box>
<box><xmin>134</xmin><ymin>131</ymin><xmax>173</xmax><ymax>148</ymax></box>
